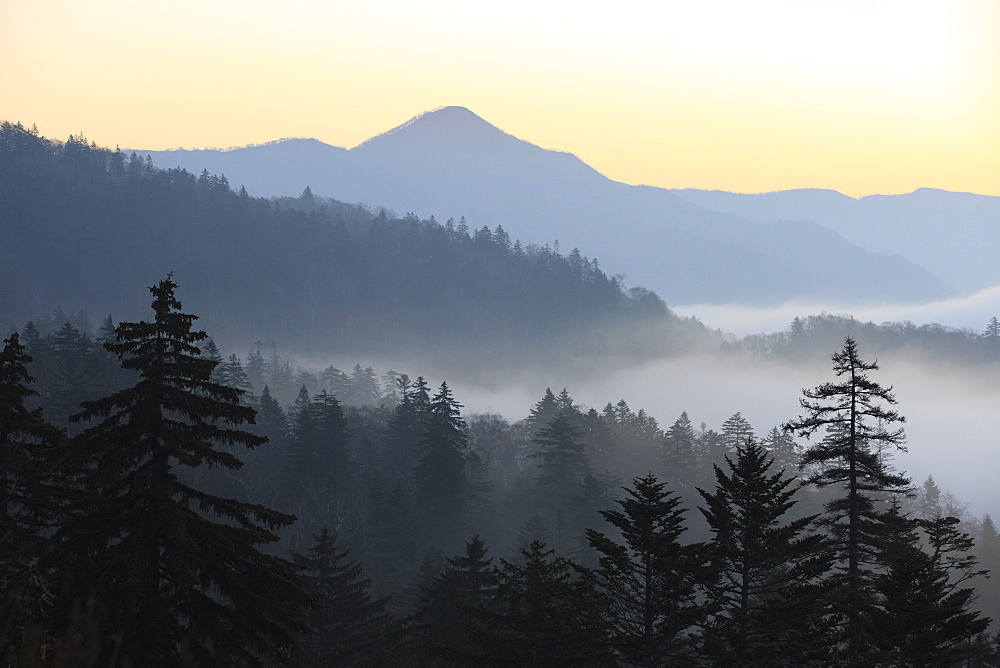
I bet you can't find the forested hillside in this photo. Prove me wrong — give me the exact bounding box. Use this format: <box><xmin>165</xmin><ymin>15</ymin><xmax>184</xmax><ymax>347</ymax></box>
<box><xmin>732</xmin><ymin>311</ymin><xmax>1000</xmax><ymax>373</ymax></box>
<box><xmin>3</xmin><ymin>283</ymin><xmax>998</xmax><ymax>665</ymax></box>
<box><xmin>0</xmin><ymin>122</ymin><xmax>710</xmax><ymax>371</ymax></box>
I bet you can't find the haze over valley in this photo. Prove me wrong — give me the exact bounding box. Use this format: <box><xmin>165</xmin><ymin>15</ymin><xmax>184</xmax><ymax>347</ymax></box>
<box><xmin>3</xmin><ymin>1</ymin><xmax>1000</xmax><ymax>662</ymax></box>
<box><xmin>5</xmin><ymin>116</ymin><xmax>999</xmax><ymax>517</ymax></box>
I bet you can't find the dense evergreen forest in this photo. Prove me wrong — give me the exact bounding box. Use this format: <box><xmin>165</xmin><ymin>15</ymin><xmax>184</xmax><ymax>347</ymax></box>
<box><xmin>3</xmin><ymin>279</ymin><xmax>999</xmax><ymax>666</ymax></box>
<box><xmin>0</xmin><ymin>122</ymin><xmax>712</xmax><ymax>373</ymax></box>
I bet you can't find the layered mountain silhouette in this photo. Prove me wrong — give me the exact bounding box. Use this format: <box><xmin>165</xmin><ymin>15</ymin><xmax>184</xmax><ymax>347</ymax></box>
<box><xmin>672</xmin><ymin>188</ymin><xmax>1000</xmax><ymax>295</ymax></box>
<box><xmin>131</xmin><ymin>106</ymin><xmax>953</xmax><ymax>305</ymax></box>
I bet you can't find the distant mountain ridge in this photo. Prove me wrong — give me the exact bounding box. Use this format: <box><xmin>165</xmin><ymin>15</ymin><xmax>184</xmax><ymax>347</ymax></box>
<box><xmin>128</xmin><ymin>107</ymin><xmax>952</xmax><ymax>306</ymax></box>
<box><xmin>671</xmin><ymin>187</ymin><xmax>1000</xmax><ymax>294</ymax></box>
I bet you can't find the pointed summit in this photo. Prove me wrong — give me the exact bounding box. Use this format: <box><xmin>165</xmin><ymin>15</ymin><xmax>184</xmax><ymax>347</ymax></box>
<box><xmin>351</xmin><ymin>106</ymin><xmax>526</xmax><ymax>158</ymax></box>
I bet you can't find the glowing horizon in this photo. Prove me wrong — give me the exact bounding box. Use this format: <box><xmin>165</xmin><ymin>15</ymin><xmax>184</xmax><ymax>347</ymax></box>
<box><xmin>3</xmin><ymin>0</ymin><xmax>998</xmax><ymax>198</ymax></box>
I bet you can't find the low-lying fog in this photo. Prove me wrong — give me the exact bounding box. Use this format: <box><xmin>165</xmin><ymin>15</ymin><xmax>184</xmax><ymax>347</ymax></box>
<box><xmin>452</xmin><ymin>349</ymin><xmax>1000</xmax><ymax>521</ymax></box>
<box><xmin>293</xmin><ymin>290</ymin><xmax>1000</xmax><ymax>521</ymax></box>
<box><xmin>673</xmin><ymin>283</ymin><xmax>1000</xmax><ymax>337</ymax></box>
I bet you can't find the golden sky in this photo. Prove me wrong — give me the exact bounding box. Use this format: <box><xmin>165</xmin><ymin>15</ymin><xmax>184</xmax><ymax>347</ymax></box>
<box><xmin>3</xmin><ymin>0</ymin><xmax>998</xmax><ymax>197</ymax></box>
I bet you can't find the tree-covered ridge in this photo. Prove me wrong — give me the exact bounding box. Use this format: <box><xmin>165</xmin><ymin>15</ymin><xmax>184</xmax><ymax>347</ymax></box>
<box><xmin>734</xmin><ymin>312</ymin><xmax>1000</xmax><ymax>370</ymax></box>
<box><xmin>0</xmin><ymin>121</ymin><xmax>711</xmax><ymax>369</ymax></box>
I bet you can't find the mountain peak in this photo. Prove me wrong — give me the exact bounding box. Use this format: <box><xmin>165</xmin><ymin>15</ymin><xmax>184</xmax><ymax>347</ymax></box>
<box><xmin>352</xmin><ymin>106</ymin><xmax>517</xmax><ymax>155</ymax></box>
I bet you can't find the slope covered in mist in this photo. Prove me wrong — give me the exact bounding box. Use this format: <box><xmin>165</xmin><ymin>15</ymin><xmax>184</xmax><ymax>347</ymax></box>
<box><xmin>128</xmin><ymin>107</ymin><xmax>951</xmax><ymax>306</ymax></box>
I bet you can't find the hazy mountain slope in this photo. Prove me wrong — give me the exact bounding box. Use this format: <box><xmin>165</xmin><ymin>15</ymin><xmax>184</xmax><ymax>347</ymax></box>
<box><xmin>0</xmin><ymin>122</ymin><xmax>713</xmax><ymax>372</ymax></box>
<box><xmin>672</xmin><ymin>187</ymin><xmax>1000</xmax><ymax>294</ymax></box>
<box><xmin>129</xmin><ymin>107</ymin><xmax>951</xmax><ymax>305</ymax></box>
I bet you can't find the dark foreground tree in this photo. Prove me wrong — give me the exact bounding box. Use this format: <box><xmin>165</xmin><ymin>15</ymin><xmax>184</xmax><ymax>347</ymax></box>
<box><xmin>467</xmin><ymin>541</ymin><xmax>613</xmax><ymax>666</ymax></box>
<box><xmin>0</xmin><ymin>333</ymin><xmax>64</xmax><ymax>661</ymax></box>
<box><xmin>532</xmin><ymin>408</ymin><xmax>590</xmax><ymax>553</ymax></box>
<box><xmin>410</xmin><ymin>534</ymin><xmax>495</xmax><ymax>661</ymax></box>
<box><xmin>871</xmin><ymin>503</ymin><xmax>990</xmax><ymax>665</ymax></box>
<box><xmin>296</xmin><ymin>527</ymin><xmax>391</xmax><ymax>666</ymax></box>
<box><xmin>586</xmin><ymin>473</ymin><xmax>702</xmax><ymax>667</ymax></box>
<box><xmin>698</xmin><ymin>438</ymin><xmax>831</xmax><ymax>665</ymax></box>
<box><xmin>784</xmin><ymin>337</ymin><xmax>910</xmax><ymax>666</ymax></box>
<box><xmin>50</xmin><ymin>276</ymin><xmax>307</xmax><ymax>666</ymax></box>
<box><xmin>413</xmin><ymin>382</ymin><xmax>468</xmax><ymax>550</ymax></box>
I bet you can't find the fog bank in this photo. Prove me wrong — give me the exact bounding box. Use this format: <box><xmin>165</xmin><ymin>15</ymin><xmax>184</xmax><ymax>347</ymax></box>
<box><xmin>454</xmin><ymin>350</ymin><xmax>1000</xmax><ymax>519</ymax></box>
<box><xmin>674</xmin><ymin>283</ymin><xmax>1000</xmax><ymax>337</ymax></box>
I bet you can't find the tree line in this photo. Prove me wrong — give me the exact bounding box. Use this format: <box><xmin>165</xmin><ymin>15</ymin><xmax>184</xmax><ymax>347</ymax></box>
<box><xmin>733</xmin><ymin>312</ymin><xmax>1000</xmax><ymax>371</ymax></box>
<box><xmin>3</xmin><ymin>278</ymin><xmax>998</xmax><ymax>665</ymax></box>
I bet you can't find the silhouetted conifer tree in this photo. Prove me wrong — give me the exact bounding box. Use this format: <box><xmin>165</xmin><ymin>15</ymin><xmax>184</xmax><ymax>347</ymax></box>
<box><xmin>510</xmin><ymin>514</ymin><xmax>551</xmax><ymax>561</ymax></box>
<box><xmin>694</xmin><ymin>424</ymin><xmax>726</xmax><ymax>476</ymax></box>
<box><xmin>309</xmin><ymin>389</ymin><xmax>351</xmax><ymax>489</ymax></box>
<box><xmin>525</xmin><ymin>388</ymin><xmax>559</xmax><ymax>436</ymax></box>
<box><xmin>348</xmin><ymin>364</ymin><xmax>380</xmax><ymax>406</ymax></box>
<box><xmin>914</xmin><ymin>474</ymin><xmax>943</xmax><ymax>520</ymax></box>
<box><xmin>720</xmin><ymin>412</ymin><xmax>754</xmax><ymax>456</ymax></box>
<box><xmin>216</xmin><ymin>353</ymin><xmax>254</xmax><ymax>400</ymax></box>
<box><xmin>760</xmin><ymin>425</ymin><xmax>801</xmax><ymax>478</ymax></box>
<box><xmin>587</xmin><ymin>473</ymin><xmax>703</xmax><ymax>666</ymax></box>
<box><xmin>662</xmin><ymin>411</ymin><xmax>697</xmax><ymax>491</ymax></box>
<box><xmin>784</xmin><ymin>337</ymin><xmax>910</xmax><ymax>666</ymax></box>
<box><xmin>51</xmin><ymin>277</ymin><xmax>307</xmax><ymax>666</ymax></box>
<box><xmin>380</xmin><ymin>375</ymin><xmax>431</xmax><ymax>487</ymax></box>
<box><xmin>413</xmin><ymin>382</ymin><xmax>468</xmax><ymax>550</ymax></box>
<box><xmin>410</xmin><ymin>534</ymin><xmax>495</xmax><ymax>661</ymax></box>
<box><xmin>295</xmin><ymin>527</ymin><xmax>390</xmax><ymax>666</ymax></box>
<box><xmin>698</xmin><ymin>439</ymin><xmax>831</xmax><ymax>664</ymax></box>
<box><xmin>245</xmin><ymin>343</ymin><xmax>266</xmax><ymax>392</ymax></box>
<box><xmin>531</xmin><ymin>408</ymin><xmax>590</xmax><ymax>553</ymax></box>
<box><xmin>580</xmin><ymin>406</ymin><xmax>618</xmax><ymax>473</ymax></box>
<box><xmin>871</xmin><ymin>503</ymin><xmax>990</xmax><ymax>664</ymax></box>
<box><xmin>285</xmin><ymin>385</ymin><xmax>317</xmax><ymax>500</ymax></box>
<box><xmin>0</xmin><ymin>333</ymin><xmax>64</xmax><ymax>661</ymax></box>
<box><xmin>467</xmin><ymin>541</ymin><xmax>613</xmax><ymax>666</ymax></box>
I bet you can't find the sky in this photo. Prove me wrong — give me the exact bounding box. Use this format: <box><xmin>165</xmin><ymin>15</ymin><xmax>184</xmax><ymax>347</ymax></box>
<box><xmin>4</xmin><ymin>0</ymin><xmax>999</xmax><ymax>198</ymax></box>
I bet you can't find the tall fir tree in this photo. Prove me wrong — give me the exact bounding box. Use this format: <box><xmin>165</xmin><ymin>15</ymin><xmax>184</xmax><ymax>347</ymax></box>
<box><xmin>783</xmin><ymin>337</ymin><xmax>910</xmax><ymax>666</ymax></box>
<box><xmin>531</xmin><ymin>408</ymin><xmax>590</xmax><ymax>554</ymax></box>
<box><xmin>245</xmin><ymin>343</ymin><xmax>267</xmax><ymax>393</ymax></box>
<box><xmin>914</xmin><ymin>474</ymin><xmax>943</xmax><ymax>520</ymax></box>
<box><xmin>871</xmin><ymin>502</ymin><xmax>990</xmax><ymax>664</ymax></box>
<box><xmin>467</xmin><ymin>541</ymin><xmax>613</xmax><ymax>666</ymax></box>
<box><xmin>285</xmin><ymin>385</ymin><xmax>318</xmax><ymax>501</ymax></box>
<box><xmin>525</xmin><ymin>388</ymin><xmax>559</xmax><ymax>436</ymax></box>
<box><xmin>50</xmin><ymin>277</ymin><xmax>307</xmax><ymax>666</ymax></box>
<box><xmin>0</xmin><ymin>333</ymin><xmax>64</xmax><ymax>661</ymax></box>
<box><xmin>215</xmin><ymin>353</ymin><xmax>254</xmax><ymax>403</ymax></box>
<box><xmin>720</xmin><ymin>412</ymin><xmax>754</xmax><ymax>456</ymax></box>
<box><xmin>586</xmin><ymin>473</ymin><xmax>703</xmax><ymax>666</ymax></box>
<box><xmin>380</xmin><ymin>375</ymin><xmax>431</xmax><ymax>488</ymax></box>
<box><xmin>662</xmin><ymin>411</ymin><xmax>697</xmax><ymax>492</ymax></box>
<box><xmin>295</xmin><ymin>527</ymin><xmax>391</xmax><ymax>666</ymax></box>
<box><xmin>760</xmin><ymin>425</ymin><xmax>802</xmax><ymax>478</ymax></box>
<box><xmin>308</xmin><ymin>389</ymin><xmax>351</xmax><ymax>489</ymax></box>
<box><xmin>413</xmin><ymin>382</ymin><xmax>468</xmax><ymax>551</ymax></box>
<box><xmin>697</xmin><ymin>439</ymin><xmax>831</xmax><ymax>665</ymax></box>
<box><xmin>410</xmin><ymin>534</ymin><xmax>496</xmax><ymax>662</ymax></box>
